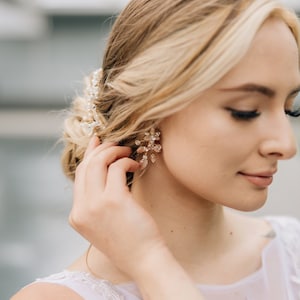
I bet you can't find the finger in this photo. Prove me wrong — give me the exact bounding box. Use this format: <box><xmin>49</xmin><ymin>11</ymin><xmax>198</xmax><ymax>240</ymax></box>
<box><xmin>106</xmin><ymin>157</ymin><xmax>140</xmax><ymax>193</ymax></box>
<box><xmin>84</xmin><ymin>137</ymin><xmax>116</xmax><ymax>160</ymax></box>
<box><xmin>79</xmin><ymin>141</ymin><xmax>119</xmax><ymax>184</ymax></box>
<box><xmin>77</xmin><ymin>145</ymin><xmax>132</xmax><ymax>187</ymax></box>
<box><xmin>84</xmin><ymin>135</ymin><xmax>100</xmax><ymax>159</ymax></box>
<box><xmin>84</xmin><ymin>146</ymin><xmax>134</xmax><ymax>191</ymax></box>
<box><xmin>72</xmin><ymin>149</ymin><xmax>137</xmax><ymax>226</ymax></box>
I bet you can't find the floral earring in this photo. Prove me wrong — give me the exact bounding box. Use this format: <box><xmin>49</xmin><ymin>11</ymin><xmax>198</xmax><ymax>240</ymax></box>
<box><xmin>135</xmin><ymin>128</ymin><xmax>162</xmax><ymax>169</ymax></box>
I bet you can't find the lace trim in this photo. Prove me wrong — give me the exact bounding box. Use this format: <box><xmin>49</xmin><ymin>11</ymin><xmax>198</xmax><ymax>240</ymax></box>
<box><xmin>269</xmin><ymin>216</ymin><xmax>300</xmax><ymax>298</ymax></box>
<box><xmin>36</xmin><ymin>270</ymin><xmax>124</xmax><ymax>300</ymax></box>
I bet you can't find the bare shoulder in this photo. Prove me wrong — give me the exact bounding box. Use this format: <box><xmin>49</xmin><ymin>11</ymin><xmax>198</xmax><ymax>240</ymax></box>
<box><xmin>11</xmin><ymin>282</ymin><xmax>82</xmax><ymax>300</ymax></box>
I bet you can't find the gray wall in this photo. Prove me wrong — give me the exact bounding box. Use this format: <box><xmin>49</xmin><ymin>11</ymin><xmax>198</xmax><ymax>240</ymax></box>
<box><xmin>0</xmin><ymin>13</ymin><xmax>113</xmax><ymax>299</ymax></box>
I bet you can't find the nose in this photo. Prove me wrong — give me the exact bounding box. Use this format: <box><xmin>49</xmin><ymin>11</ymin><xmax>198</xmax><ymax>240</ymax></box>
<box><xmin>259</xmin><ymin>113</ymin><xmax>298</xmax><ymax>160</ymax></box>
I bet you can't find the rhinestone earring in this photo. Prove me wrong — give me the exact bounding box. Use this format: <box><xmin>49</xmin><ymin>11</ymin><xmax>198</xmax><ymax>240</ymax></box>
<box><xmin>135</xmin><ymin>128</ymin><xmax>162</xmax><ymax>169</ymax></box>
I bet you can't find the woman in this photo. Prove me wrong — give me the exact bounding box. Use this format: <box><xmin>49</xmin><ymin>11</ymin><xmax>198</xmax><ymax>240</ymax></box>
<box><xmin>12</xmin><ymin>0</ymin><xmax>300</xmax><ymax>299</ymax></box>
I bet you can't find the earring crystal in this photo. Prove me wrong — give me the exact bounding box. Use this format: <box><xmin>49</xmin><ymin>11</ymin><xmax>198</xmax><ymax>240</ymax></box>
<box><xmin>135</xmin><ymin>128</ymin><xmax>162</xmax><ymax>169</ymax></box>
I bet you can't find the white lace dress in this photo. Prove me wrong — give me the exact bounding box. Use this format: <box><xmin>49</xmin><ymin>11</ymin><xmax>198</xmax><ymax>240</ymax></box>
<box><xmin>33</xmin><ymin>216</ymin><xmax>300</xmax><ymax>300</ymax></box>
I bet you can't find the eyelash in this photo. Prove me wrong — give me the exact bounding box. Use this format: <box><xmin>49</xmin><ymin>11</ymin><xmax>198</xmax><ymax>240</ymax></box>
<box><xmin>226</xmin><ymin>108</ymin><xmax>300</xmax><ymax>120</ymax></box>
<box><xmin>285</xmin><ymin>109</ymin><xmax>300</xmax><ymax>118</ymax></box>
<box><xmin>226</xmin><ymin>108</ymin><xmax>260</xmax><ymax>121</ymax></box>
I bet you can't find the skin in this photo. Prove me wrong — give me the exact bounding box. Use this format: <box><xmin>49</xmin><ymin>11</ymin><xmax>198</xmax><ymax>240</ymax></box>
<box><xmin>11</xmin><ymin>18</ymin><xmax>300</xmax><ymax>300</ymax></box>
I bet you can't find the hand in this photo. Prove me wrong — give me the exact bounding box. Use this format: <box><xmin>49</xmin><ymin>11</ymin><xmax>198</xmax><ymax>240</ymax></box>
<box><xmin>69</xmin><ymin>136</ymin><xmax>165</xmax><ymax>278</ymax></box>
<box><xmin>69</xmin><ymin>136</ymin><xmax>206</xmax><ymax>300</ymax></box>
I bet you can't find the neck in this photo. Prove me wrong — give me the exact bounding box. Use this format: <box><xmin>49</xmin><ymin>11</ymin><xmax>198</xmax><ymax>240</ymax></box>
<box><xmin>131</xmin><ymin>162</ymin><xmax>232</xmax><ymax>266</ymax></box>
<box><xmin>81</xmin><ymin>161</ymin><xmax>245</xmax><ymax>284</ymax></box>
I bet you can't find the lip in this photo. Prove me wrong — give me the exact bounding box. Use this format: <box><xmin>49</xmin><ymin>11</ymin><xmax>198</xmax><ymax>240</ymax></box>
<box><xmin>238</xmin><ymin>170</ymin><xmax>276</xmax><ymax>188</ymax></box>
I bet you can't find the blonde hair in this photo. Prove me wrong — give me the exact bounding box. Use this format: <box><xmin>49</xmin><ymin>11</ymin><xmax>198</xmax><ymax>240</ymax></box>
<box><xmin>62</xmin><ymin>0</ymin><xmax>300</xmax><ymax>180</ymax></box>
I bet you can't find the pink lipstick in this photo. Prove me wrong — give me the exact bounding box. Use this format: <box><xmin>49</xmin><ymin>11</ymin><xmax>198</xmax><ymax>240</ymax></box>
<box><xmin>239</xmin><ymin>172</ymin><xmax>274</xmax><ymax>188</ymax></box>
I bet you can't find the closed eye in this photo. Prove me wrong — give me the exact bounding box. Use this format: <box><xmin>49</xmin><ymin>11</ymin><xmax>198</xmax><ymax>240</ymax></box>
<box><xmin>285</xmin><ymin>94</ymin><xmax>300</xmax><ymax>117</ymax></box>
<box><xmin>285</xmin><ymin>109</ymin><xmax>300</xmax><ymax>117</ymax></box>
<box><xmin>226</xmin><ymin>108</ymin><xmax>260</xmax><ymax>121</ymax></box>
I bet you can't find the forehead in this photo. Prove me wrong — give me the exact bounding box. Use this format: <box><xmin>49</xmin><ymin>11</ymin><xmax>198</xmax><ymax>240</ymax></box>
<box><xmin>216</xmin><ymin>18</ymin><xmax>300</xmax><ymax>89</ymax></box>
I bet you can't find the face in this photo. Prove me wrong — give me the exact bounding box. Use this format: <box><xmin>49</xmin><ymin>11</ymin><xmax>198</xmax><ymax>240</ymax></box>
<box><xmin>159</xmin><ymin>18</ymin><xmax>300</xmax><ymax>211</ymax></box>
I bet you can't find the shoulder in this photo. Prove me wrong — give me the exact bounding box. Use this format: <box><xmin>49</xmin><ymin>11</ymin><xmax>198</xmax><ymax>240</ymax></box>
<box><xmin>266</xmin><ymin>216</ymin><xmax>300</xmax><ymax>291</ymax></box>
<box><xmin>266</xmin><ymin>215</ymin><xmax>300</xmax><ymax>237</ymax></box>
<box><xmin>267</xmin><ymin>216</ymin><xmax>300</xmax><ymax>268</ymax></box>
<box><xmin>11</xmin><ymin>282</ymin><xmax>82</xmax><ymax>300</ymax></box>
<box><xmin>266</xmin><ymin>215</ymin><xmax>300</xmax><ymax>250</ymax></box>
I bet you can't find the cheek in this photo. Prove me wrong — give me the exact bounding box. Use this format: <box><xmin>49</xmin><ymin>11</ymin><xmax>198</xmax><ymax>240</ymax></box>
<box><xmin>161</xmin><ymin>124</ymin><xmax>224</xmax><ymax>189</ymax></box>
<box><xmin>160</xmin><ymin>111</ymin><xmax>255</xmax><ymax>178</ymax></box>
<box><xmin>163</xmin><ymin>131</ymin><xmax>251</xmax><ymax>189</ymax></box>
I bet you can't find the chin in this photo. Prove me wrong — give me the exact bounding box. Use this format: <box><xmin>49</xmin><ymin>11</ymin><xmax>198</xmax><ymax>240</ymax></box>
<box><xmin>227</xmin><ymin>192</ymin><xmax>268</xmax><ymax>212</ymax></box>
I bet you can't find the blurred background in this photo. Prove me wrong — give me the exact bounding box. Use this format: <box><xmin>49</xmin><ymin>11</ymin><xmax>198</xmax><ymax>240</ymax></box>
<box><xmin>0</xmin><ymin>0</ymin><xmax>300</xmax><ymax>299</ymax></box>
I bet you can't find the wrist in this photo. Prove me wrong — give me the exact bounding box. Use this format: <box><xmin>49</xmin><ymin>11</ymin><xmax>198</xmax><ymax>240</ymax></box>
<box><xmin>130</xmin><ymin>242</ymin><xmax>173</xmax><ymax>281</ymax></box>
<box><xmin>129</xmin><ymin>244</ymin><xmax>204</xmax><ymax>300</ymax></box>
<box><xmin>130</xmin><ymin>242</ymin><xmax>190</xmax><ymax>288</ymax></box>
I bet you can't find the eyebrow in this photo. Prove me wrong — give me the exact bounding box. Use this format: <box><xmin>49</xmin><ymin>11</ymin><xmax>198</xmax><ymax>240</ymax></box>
<box><xmin>219</xmin><ymin>83</ymin><xmax>300</xmax><ymax>98</ymax></box>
